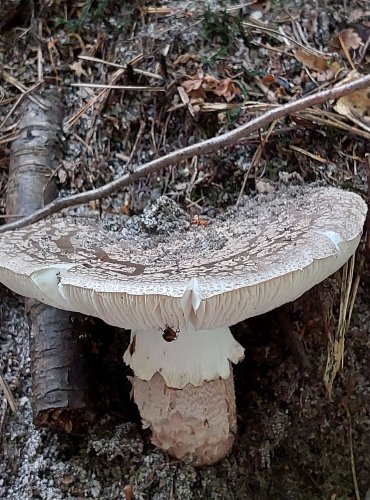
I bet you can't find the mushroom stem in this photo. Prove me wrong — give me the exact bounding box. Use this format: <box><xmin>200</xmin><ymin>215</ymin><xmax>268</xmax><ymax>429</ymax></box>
<box><xmin>123</xmin><ymin>326</ymin><xmax>244</xmax><ymax>464</ymax></box>
<box><xmin>131</xmin><ymin>369</ymin><xmax>237</xmax><ymax>466</ymax></box>
<box><xmin>123</xmin><ymin>326</ymin><xmax>244</xmax><ymax>388</ymax></box>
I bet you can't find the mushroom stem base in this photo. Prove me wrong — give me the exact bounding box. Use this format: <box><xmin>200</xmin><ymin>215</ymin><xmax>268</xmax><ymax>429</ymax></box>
<box><xmin>131</xmin><ymin>368</ymin><xmax>237</xmax><ymax>466</ymax></box>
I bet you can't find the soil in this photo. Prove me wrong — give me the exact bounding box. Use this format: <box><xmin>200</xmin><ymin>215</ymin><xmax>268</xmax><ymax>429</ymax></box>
<box><xmin>1</xmin><ymin>1</ymin><xmax>370</xmax><ymax>498</ymax></box>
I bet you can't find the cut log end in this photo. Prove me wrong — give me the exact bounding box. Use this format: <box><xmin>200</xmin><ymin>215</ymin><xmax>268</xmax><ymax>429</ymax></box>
<box><xmin>131</xmin><ymin>370</ymin><xmax>237</xmax><ymax>466</ymax></box>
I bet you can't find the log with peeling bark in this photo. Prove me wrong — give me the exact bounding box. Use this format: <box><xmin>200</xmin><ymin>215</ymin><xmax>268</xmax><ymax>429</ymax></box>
<box><xmin>6</xmin><ymin>92</ymin><xmax>96</xmax><ymax>432</ymax></box>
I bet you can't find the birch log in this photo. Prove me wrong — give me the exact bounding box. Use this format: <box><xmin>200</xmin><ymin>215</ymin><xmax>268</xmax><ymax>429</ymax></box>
<box><xmin>6</xmin><ymin>92</ymin><xmax>95</xmax><ymax>432</ymax></box>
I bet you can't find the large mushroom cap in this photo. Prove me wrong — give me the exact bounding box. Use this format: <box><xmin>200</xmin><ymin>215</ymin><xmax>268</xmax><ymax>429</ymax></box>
<box><xmin>0</xmin><ymin>186</ymin><xmax>366</xmax><ymax>331</ymax></box>
<box><xmin>0</xmin><ymin>185</ymin><xmax>366</xmax><ymax>465</ymax></box>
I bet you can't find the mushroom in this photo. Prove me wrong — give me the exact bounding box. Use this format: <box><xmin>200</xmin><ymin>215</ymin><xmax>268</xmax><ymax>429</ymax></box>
<box><xmin>0</xmin><ymin>186</ymin><xmax>365</xmax><ymax>465</ymax></box>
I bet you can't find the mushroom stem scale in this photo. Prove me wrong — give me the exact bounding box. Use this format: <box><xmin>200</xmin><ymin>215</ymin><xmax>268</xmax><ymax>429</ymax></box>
<box><xmin>124</xmin><ymin>326</ymin><xmax>244</xmax><ymax>464</ymax></box>
<box><xmin>131</xmin><ymin>371</ymin><xmax>237</xmax><ymax>466</ymax></box>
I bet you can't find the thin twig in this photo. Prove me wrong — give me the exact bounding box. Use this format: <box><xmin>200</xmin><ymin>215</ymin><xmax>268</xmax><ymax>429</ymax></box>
<box><xmin>2</xmin><ymin>74</ymin><xmax>370</xmax><ymax>233</ymax></box>
<box><xmin>0</xmin><ymin>70</ymin><xmax>47</xmax><ymax>110</ymax></box>
<box><xmin>71</xmin><ymin>83</ymin><xmax>165</xmax><ymax>91</ymax></box>
<box><xmin>37</xmin><ymin>20</ymin><xmax>43</xmax><ymax>82</ymax></box>
<box><xmin>0</xmin><ymin>397</ymin><xmax>8</xmax><ymax>442</ymax></box>
<box><xmin>125</xmin><ymin>120</ymin><xmax>146</xmax><ymax>170</ymax></box>
<box><xmin>237</xmin><ymin>119</ymin><xmax>277</xmax><ymax>204</ymax></box>
<box><xmin>0</xmin><ymin>81</ymin><xmax>43</xmax><ymax>131</ymax></box>
<box><xmin>78</xmin><ymin>55</ymin><xmax>163</xmax><ymax>80</ymax></box>
<box><xmin>300</xmin><ymin>110</ymin><xmax>370</xmax><ymax>141</ymax></box>
<box><xmin>0</xmin><ymin>372</ymin><xmax>17</xmax><ymax>413</ymax></box>
<box><xmin>243</xmin><ymin>21</ymin><xmax>333</xmax><ymax>56</ymax></box>
<box><xmin>66</xmin><ymin>54</ymin><xmax>143</xmax><ymax>129</ymax></box>
<box><xmin>343</xmin><ymin>401</ymin><xmax>361</xmax><ymax>500</ymax></box>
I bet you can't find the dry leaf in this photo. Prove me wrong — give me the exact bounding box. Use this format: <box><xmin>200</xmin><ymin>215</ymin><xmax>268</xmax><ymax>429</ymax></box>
<box><xmin>181</xmin><ymin>75</ymin><xmax>240</xmax><ymax>102</ymax></box>
<box><xmin>177</xmin><ymin>85</ymin><xmax>190</xmax><ymax>105</ymax></box>
<box><xmin>294</xmin><ymin>49</ymin><xmax>330</xmax><ymax>72</ymax></box>
<box><xmin>181</xmin><ymin>80</ymin><xmax>206</xmax><ymax>99</ymax></box>
<box><xmin>330</xmin><ymin>28</ymin><xmax>362</xmax><ymax>51</ymax></box>
<box><xmin>335</xmin><ymin>87</ymin><xmax>370</xmax><ymax>117</ymax></box>
<box><xmin>213</xmin><ymin>78</ymin><xmax>240</xmax><ymax>102</ymax></box>
<box><xmin>69</xmin><ymin>60</ymin><xmax>87</xmax><ymax>78</ymax></box>
<box><xmin>335</xmin><ymin>71</ymin><xmax>370</xmax><ymax>125</ymax></box>
<box><xmin>59</xmin><ymin>476</ymin><xmax>75</xmax><ymax>486</ymax></box>
<box><xmin>316</xmin><ymin>60</ymin><xmax>342</xmax><ymax>82</ymax></box>
<box><xmin>173</xmin><ymin>53</ymin><xmax>200</xmax><ymax>65</ymax></box>
<box><xmin>200</xmin><ymin>75</ymin><xmax>219</xmax><ymax>91</ymax></box>
<box><xmin>177</xmin><ymin>86</ymin><xmax>199</xmax><ymax>117</ymax></box>
<box><xmin>182</xmin><ymin>78</ymin><xmax>204</xmax><ymax>92</ymax></box>
<box><xmin>294</xmin><ymin>50</ymin><xmax>342</xmax><ymax>81</ymax></box>
<box><xmin>261</xmin><ymin>74</ymin><xmax>293</xmax><ymax>93</ymax></box>
<box><xmin>261</xmin><ymin>74</ymin><xmax>276</xmax><ymax>86</ymax></box>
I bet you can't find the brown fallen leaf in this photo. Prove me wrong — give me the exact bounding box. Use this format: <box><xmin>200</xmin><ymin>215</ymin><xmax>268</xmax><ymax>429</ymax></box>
<box><xmin>261</xmin><ymin>74</ymin><xmax>275</xmax><ymax>86</ymax></box>
<box><xmin>181</xmin><ymin>76</ymin><xmax>209</xmax><ymax>99</ymax></box>
<box><xmin>330</xmin><ymin>28</ymin><xmax>362</xmax><ymax>51</ymax></box>
<box><xmin>59</xmin><ymin>475</ymin><xmax>75</xmax><ymax>486</ymax></box>
<box><xmin>335</xmin><ymin>71</ymin><xmax>370</xmax><ymax>126</ymax></box>
<box><xmin>182</xmin><ymin>75</ymin><xmax>240</xmax><ymax>102</ymax></box>
<box><xmin>294</xmin><ymin>49</ymin><xmax>330</xmax><ymax>72</ymax></box>
<box><xmin>213</xmin><ymin>78</ymin><xmax>240</xmax><ymax>102</ymax></box>
<box><xmin>173</xmin><ymin>53</ymin><xmax>201</xmax><ymax>65</ymax></box>
<box><xmin>335</xmin><ymin>87</ymin><xmax>370</xmax><ymax>116</ymax></box>
<box><xmin>294</xmin><ymin>49</ymin><xmax>342</xmax><ymax>81</ymax></box>
<box><xmin>177</xmin><ymin>86</ymin><xmax>199</xmax><ymax>118</ymax></box>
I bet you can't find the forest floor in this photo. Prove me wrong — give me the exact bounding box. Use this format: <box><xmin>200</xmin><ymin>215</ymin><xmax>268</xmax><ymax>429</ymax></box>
<box><xmin>1</xmin><ymin>0</ymin><xmax>370</xmax><ymax>498</ymax></box>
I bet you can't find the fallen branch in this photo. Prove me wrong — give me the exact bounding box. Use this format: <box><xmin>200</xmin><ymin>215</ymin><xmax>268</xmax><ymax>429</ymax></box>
<box><xmin>2</xmin><ymin>73</ymin><xmax>370</xmax><ymax>233</ymax></box>
<box><xmin>7</xmin><ymin>93</ymin><xmax>96</xmax><ymax>432</ymax></box>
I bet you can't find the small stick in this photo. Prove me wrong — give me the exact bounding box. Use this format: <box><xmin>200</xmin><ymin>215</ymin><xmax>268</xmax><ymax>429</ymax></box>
<box><xmin>0</xmin><ymin>397</ymin><xmax>8</xmax><ymax>440</ymax></box>
<box><xmin>0</xmin><ymin>372</ymin><xmax>17</xmax><ymax>413</ymax></box>
<box><xmin>78</xmin><ymin>55</ymin><xmax>163</xmax><ymax>80</ymax></box>
<box><xmin>0</xmin><ymin>70</ymin><xmax>48</xmax><ymax>110</ymax></box>
<box><xmin>37</xmin><ymin>20</ymin><xmax>43</xmax><ymax>82</ymax></box>
<box><xmin>71</xmin><ymin>83</ymin><xmax>165</xmax><ymax>91</ymax></box>
<box><xmin>237</xmin><ymin>119</ymin><xmax>277</xmax><ymax>204</ymax></box>
<box><xmin>2</xmin><ymin>73</ymin><xmax>370</xmax><ymax>233</ymax></box>
<box><xmin>342</xmin><ymin>400</ymin><xmax>360</xmax><ymax>500</ymax></box>
<box><xmin>0</xmin><ymin>81</ymin><xmax>43</xmax><ymax>131</ymax></box>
